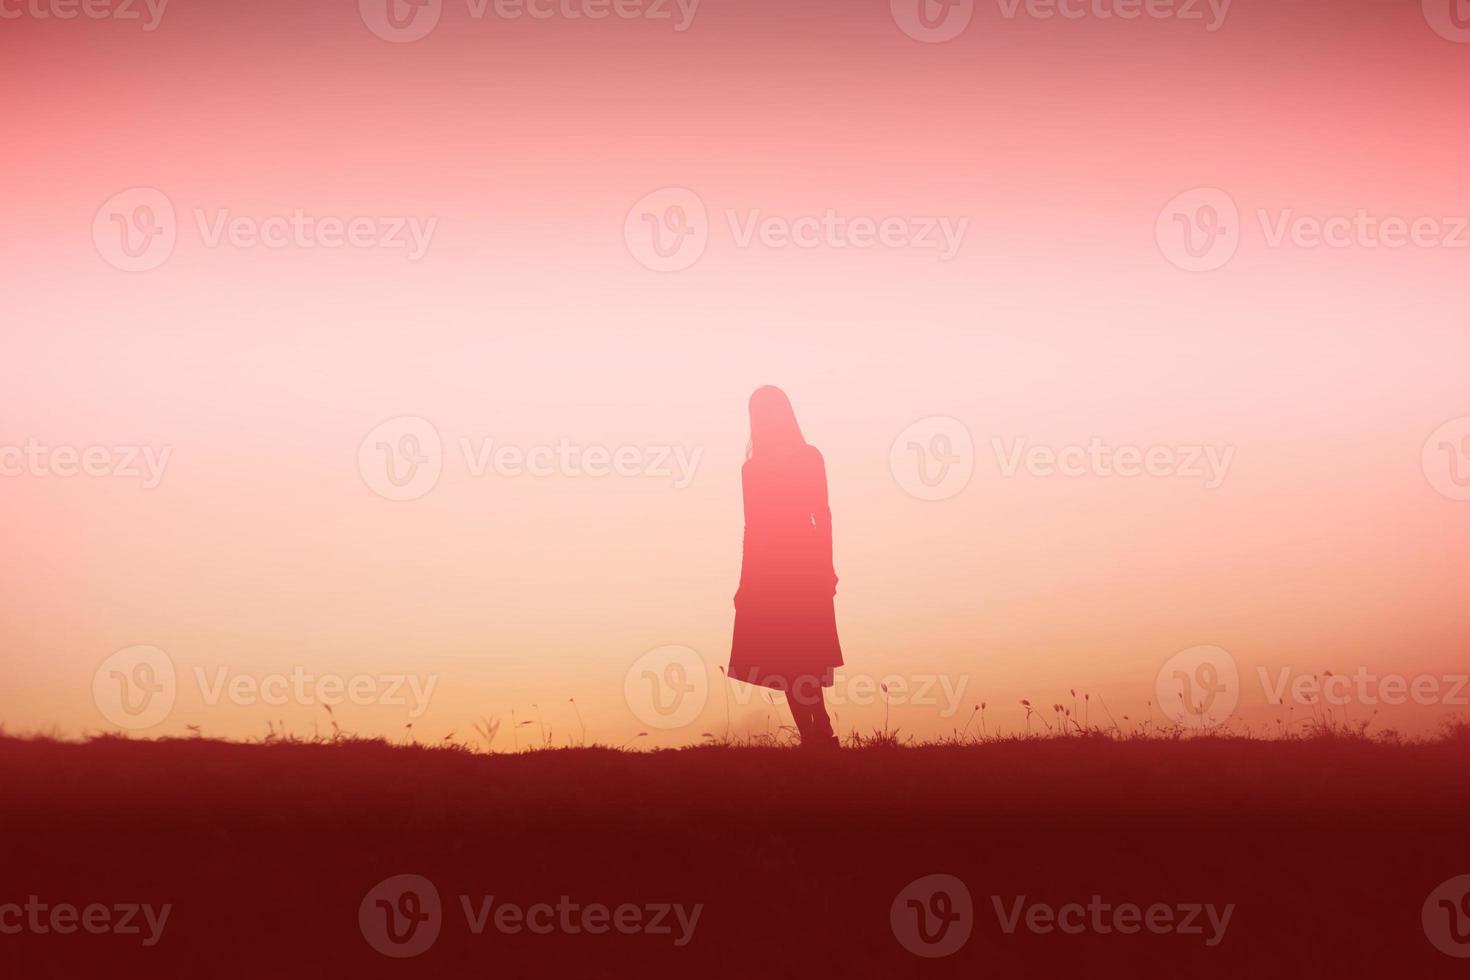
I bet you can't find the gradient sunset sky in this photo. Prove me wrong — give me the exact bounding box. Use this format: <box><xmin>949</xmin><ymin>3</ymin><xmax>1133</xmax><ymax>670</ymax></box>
<box><xmin>4</xmin><ymin>0</ymin><xmax>1469</xmax><ymax>744</ymax></box>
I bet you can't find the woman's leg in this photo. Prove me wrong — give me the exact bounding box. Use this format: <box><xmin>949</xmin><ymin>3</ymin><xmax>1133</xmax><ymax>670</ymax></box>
<box><xmin>805</xmin><ymin>688</ymin><xmax>834</xmax><ymax>741</ymax></box>
<box><xmin>790</xmin><ymin>676</ymin><xmax>834</xmax><ymax>745</ymax></box>
<box><xmin>784</xmin><ymin>689</ymin><xmax>813</xmax><ymax>741</ymax></box>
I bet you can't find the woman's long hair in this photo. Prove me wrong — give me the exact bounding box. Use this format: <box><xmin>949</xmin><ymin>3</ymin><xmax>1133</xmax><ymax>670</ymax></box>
<box><xmin>746</xmin><ymin>386</ymin><xmax>807</xmax><ymax>461</ymax></box>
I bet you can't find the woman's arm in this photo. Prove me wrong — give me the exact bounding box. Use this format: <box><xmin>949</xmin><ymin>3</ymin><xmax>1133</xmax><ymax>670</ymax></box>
<box><xmin>735</xmin><ymin>463</ymin><xmax>752</xmax><ymax>607</ymax></box>
<box><xmin>811</xmin><ymin>449</ymin><xmax>838</xmax><ymax>595</ymax></box>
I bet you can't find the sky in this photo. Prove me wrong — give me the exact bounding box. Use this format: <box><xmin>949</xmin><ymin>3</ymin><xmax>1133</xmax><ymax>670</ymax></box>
<box><xmin>3</xmin><ymin>0</ymin><xmax>1469</xmax><ymax>746</ymax></box>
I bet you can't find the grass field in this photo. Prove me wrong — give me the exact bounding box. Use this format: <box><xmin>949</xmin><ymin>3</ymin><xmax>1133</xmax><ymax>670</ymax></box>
<box><xmin>3</xmin><ymin>728</ymin><xmax>1469</xmax><ymax>978</ymax></box>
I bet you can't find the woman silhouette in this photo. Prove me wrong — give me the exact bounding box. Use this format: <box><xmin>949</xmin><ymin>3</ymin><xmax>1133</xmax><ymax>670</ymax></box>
<box><xmin>728</xmin><ymin>386</ymin><xmax>843</xmax><ymax>749</ymax></box>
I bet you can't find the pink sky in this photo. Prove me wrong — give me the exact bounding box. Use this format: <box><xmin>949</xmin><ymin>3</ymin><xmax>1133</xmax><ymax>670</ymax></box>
<box><xmin>3</xmin><ymin>0</ymin><xmax>1468</xmax><ymax>744</ymax></box>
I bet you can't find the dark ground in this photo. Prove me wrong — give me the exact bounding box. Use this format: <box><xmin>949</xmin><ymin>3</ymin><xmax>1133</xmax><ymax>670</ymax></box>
<box><xmin>2</xmin><ymin>732</ymin><xmax>1469</xmax><ymax>978</ymax></box>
